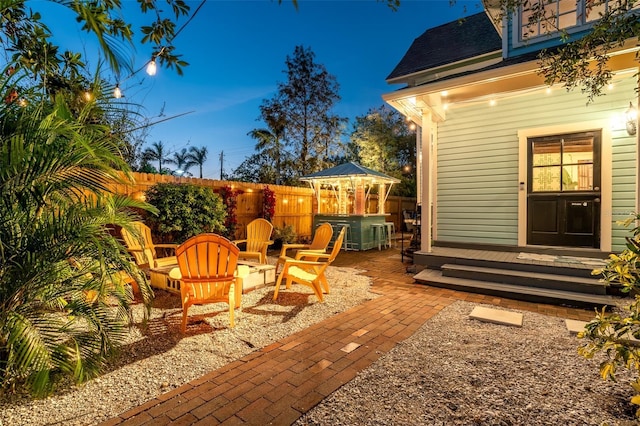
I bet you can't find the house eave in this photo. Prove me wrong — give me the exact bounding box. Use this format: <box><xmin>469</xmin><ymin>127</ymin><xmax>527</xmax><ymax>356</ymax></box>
<box><xmin>386</xmin><ymin>50</ymin><xmax>503</xmax><ymax>87</ymax></box>
<box><xmin>384</xmin><ymin>44</ymin><xmax>640</xmax><ymax>124</ymax></box>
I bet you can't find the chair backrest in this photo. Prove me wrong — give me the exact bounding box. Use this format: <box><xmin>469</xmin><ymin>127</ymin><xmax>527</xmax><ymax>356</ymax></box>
<box><xmin>244</xmin><ymin>218</ymin><xmax>273</xmax><ymax>252</ymax></box>
<box><xmin>176</xmin><ymin>234</ymin><xmax>239</xmax><ymax>283</ymax></box>
<box><xmin>328</xmin><ymin>226</ymin><xmax>346</xmax><ymax>263</ymax></box>
<box><xmin>121</xmin><ymin>222</ymin><xmax>155</xmax><ymax>267</ymax></box>
<box><xmin>309</xmin><ymin>223</ymin><xmax>333</xmax><ymax>251</ymax></box>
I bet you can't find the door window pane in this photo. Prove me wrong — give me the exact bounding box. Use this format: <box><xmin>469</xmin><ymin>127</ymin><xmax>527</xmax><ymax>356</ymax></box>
<box><xmin>532</xmin><ymin>141</ymin><xmax>561</xmax><ymax>166</ymax></box>
<box><xmin>533</xmin><ymin>167</ymin><xmax>561</xmax><ymax>191</ymax></box>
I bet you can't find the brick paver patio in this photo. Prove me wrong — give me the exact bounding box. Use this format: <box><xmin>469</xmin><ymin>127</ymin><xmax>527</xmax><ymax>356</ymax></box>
<box><xmin>101</xmin><ymin>246</ymin><xmax>597</xmax><ymax>425</ymax></box>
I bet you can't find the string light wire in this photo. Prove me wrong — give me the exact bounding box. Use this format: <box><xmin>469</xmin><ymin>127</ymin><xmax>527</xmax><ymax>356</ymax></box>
<box><xmin>113</xmin><ymin>0</ymin><xmax>206</xmax><ymax>97</ymax></box>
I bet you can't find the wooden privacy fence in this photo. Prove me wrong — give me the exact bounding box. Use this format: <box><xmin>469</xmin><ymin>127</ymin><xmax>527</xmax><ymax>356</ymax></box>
<box><xmin>111</xmin><ymin>172</ymin><xmax>416</xmax><ymax>241</ymax></box>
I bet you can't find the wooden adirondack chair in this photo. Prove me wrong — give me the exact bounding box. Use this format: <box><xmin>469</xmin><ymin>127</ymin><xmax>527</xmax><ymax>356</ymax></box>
<box><xmin>120</xmin><ymin>222</ymin><xmax>177</xmax><ymax>269</ymax></box>
<box><xmin>274</xmin><ymin>222</ymin><xmax>333</xmax><ymax>274</ymax></box>
<box><xmin>273</xmin><ymin>226</ymin><xmax>346</xmax><ymax>303</ymax></box>
<box><xmin>169</xmin><ymin>234</ymin><xmax>241</xmax><ymax>333</ymax></box>
<box><xmin>233</xmin><ymin>218</ymin><xmax>274</xmax><ymax>264</ymax></box>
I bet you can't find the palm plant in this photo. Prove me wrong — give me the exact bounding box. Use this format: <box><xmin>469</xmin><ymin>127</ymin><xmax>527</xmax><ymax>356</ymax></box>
<box><xmin>167</xmin><ymin>147</ymin><xmax>193</xmax><ymax>176</ymax></box>
<box><xmin>0</xmin><ymin>83</ymin><xmax>153</xmax><ymax>396</ymax></box>
<box><xmin>142</xmin><ymin>141</ymin><xmax>171</xmax><ymax>174</ymax></box>
<box><xmin>186</xmin><ymin>146</ymin><xmax>208</xmax><ymax>178</ymax></box>
<box><xmin>248</xmin><ymin>126</ymin><xmax>286</xmax><ymax>184</ymax></box>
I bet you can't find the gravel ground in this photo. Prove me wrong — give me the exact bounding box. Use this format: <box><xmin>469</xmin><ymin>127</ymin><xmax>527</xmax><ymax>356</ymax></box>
<box><xmin>297</xmin><ymin>300</ymin><xmax>639</xmax><ymax>426</ymax></box>
<box><xmin>0</xmin><ymin>265</ymin><xmax>375</xmax><ymax>426</ymax></box>
<box><xmin>2</xmin><ymin>264</ymin><xmax>639</xmax><ymax>426</ymax></box>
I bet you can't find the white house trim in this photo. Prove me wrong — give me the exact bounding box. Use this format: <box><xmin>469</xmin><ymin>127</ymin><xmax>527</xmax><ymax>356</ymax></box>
<box><xmin>517</xmin><ymin>120</ymin><xmax>612</xmax><ymax>251</ymax></box>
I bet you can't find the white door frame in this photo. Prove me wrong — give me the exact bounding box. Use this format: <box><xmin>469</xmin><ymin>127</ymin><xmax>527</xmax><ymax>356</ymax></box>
<box><xmin>517</xmin><ymin>120</ymin><xmax>612</xmax><ymax>251</ymax></box>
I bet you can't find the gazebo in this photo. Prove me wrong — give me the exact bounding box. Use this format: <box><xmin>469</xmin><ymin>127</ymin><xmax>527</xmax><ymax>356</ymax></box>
<box><xmin>300</xmin><ymin>162</ymin><xmax>399</xmax><ymax>250</ymax></box>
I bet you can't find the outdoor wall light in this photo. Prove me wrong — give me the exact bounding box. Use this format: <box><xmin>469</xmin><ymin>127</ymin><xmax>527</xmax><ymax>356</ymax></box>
<box><xmin>626</xmin><ymin>102</ymin><xmax>637</xmax><ymax>136</ymax></box>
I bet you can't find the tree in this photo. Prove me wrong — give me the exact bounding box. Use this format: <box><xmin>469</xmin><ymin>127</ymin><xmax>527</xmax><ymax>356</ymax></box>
<box><xmin>186</xmin><ymin>146</ymin><xmax>208</xmax><ymax>178</ymax></box>
<box><xmin>2</xmin><ymin>1</ymin><xmax>191</xmax><ymax>91</ymax></box>
<box><xmin>167</xmin><ymin>147</ymin><xmax>193</xmax><ymax>176</ymax></box>
<box><xmin>231</xmin><ymin>153</ymin><xmax>280</xmax><ymax>184</ymax></box>
<box><xmin>350</xmin><ymin>105</ymin><xmax>416</xmax><ymax>196</ymax></box>
<box><xmin>142</xmin><ymin>141</ymin><xmax>172</xmax><ymax>175</ymax></box>
<box><xmin>247</xmin><ymin>126</ymin><xmax>288</xmax><ymax>184</ymax></box>
<box><xmin>259</xmin><ymin>45</ymin><xmax>347</xmax><ymax>177</ymax></box>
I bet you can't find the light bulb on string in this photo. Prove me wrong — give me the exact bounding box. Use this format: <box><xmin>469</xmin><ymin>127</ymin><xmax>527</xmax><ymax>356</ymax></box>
<box><xmin>113</xmin><ymin>85</ymin><xmax>122</xmax><ymax>99</ymax></box>
<box><xmin>146</xmin><ymin>58</ymin><xmax>157</xmax><ymax>76</ymax></box>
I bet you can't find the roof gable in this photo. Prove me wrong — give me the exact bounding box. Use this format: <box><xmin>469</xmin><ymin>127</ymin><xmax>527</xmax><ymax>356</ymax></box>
<box><xmin>386</xmin><ymin>12</ymin><xmax>502</xmax><ymax>83</ymax></box>
<box><xmin>301</xmin><ymin>162</ymin><xmax>399</xmax><ymax>183</ymax></box>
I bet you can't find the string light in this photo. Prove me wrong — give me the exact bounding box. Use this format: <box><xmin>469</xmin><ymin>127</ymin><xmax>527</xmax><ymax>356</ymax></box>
<box><xmin>146</xmin><ymin>58</ymin><xmax>157</xmax><ymax>76</ymax></box>
<box><xmin>113</xmin><ymin>85</ymin><xmax>122</xmax><ymax>99</ymax></box>
<box><xmin>489</xmin><ymin>99</ymin><xmax>497</xmax><ymax>106</ymax></box>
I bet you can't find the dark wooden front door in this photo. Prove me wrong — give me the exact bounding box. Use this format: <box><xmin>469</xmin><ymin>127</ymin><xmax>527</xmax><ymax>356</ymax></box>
<box><xmin>527</xmin><ymin>131</ymin><xmax>601</xmax><ymax>248</ymax></box>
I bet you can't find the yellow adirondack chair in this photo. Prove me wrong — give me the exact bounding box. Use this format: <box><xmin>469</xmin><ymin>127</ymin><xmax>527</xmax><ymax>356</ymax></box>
<box><xmin>169</xmin><ymin>233</ymin><xmax>242</xmax><ymax>333</ymax></box>
<box><xmin>120</xmin><ymin>222</ymin><xmax>177</xmax><ymax>269</ymax></box>
<box><xmin>274</xmin><ymin>222</ymin><xmax>333</xmax><ymax>274</ymax></box>
<box><xmin>233</xmin><ymin>218</ymin><xmax>274</xmax><ymax>264</ymax></box>
<box><xmin>273</xmin><ymin>226</ymin><xmax>346</xmax><ymax>303</ymax></box>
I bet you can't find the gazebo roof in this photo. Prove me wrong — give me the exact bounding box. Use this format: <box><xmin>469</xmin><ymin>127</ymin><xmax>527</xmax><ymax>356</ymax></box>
<box><xmin>300</xmin><ymin>162</ymin><xmax>400</xmax><ymax>184</ymax></box>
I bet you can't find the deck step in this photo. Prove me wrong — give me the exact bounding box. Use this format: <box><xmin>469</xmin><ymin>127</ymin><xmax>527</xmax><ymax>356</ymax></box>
<box><xmin>415</xmin><ymin>252</ymin><xmax>598</xmax><ymax>278</ymax></box>
<box><xmin>414</xmin><ymin>269</ymin><xmax>615</xmax><ymax>309</ymax></box>
<box><xmin>441</xmin><ymin>264</ymin><xmax>607</xmax><ymax>295</ymax></box>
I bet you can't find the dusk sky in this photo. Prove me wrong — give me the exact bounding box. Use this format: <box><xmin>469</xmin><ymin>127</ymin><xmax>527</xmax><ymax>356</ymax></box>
<box><xmin>47</xmin><ymin>0</ymin><xmax>482</xmax><ymax>178</ymax></box>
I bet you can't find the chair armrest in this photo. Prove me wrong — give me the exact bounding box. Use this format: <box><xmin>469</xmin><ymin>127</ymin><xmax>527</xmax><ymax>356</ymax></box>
<box><xmin>297</xmin><ymin>251</ymin><xmax>330</xmax><ymax>261</ymax></box>
<box><xmin>155</xmin><ymin>243</ymin><xmax>178</xmax><ymax>249</ymax></box>
<box><xmin>266</xmin><ymin>240</ymin><xmax>274</xmax><ymax>246</ymax></box>
<box><xmin>232</xmin><ymin>239</ymin><xmax>247</xmax><ymax>245</ymax></box>
<box><xmin>283</xmin><ymin>244</ymin><xmax>309</xmax><ymax>250</ymax></box>
<box><xmin>279</xmin><ymin>243</ymin><xmax>310</xmax><ymax>257</ymax></box>
<box><xmin>169</xmin><ymin>267</ymin><xmax>182</xmax><ymax>280</ymax></box>
<box><xmin>282</xmin><ymin>258</ymin><xmax>324</xmax><ymax>267</ymax></box>
<box><xmin>295</xmin><ymin>249</ymin><xmax>327</xmax><ymax>260</ymax></box>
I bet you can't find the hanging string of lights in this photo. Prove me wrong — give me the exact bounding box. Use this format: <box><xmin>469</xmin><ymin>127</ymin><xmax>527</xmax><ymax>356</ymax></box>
<box><xmin>112</xmin><ymin>0</ymin><xmax>206</xmax><ymax>99</ymax></box>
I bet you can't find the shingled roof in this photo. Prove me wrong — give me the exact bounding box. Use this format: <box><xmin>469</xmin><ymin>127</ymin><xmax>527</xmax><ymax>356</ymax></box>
<box><xmin>386</xmin><ymin>12</ymin><xmax>501</xmax><ymax>81</ymax></box>
<box><xmin>300</xmin><ymin>162</ymin><xmax>399</xmax><ymax>184</ymax></box>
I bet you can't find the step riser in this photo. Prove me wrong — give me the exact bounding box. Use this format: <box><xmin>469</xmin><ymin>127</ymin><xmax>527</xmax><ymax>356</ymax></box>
<box><xmin>442</xmin><ymin>268</ymin><xmax>607</xmax><ymax>295</ymax></box>
<box><xmin>421</xmin><ymin>278</ymin><xmax>610</xmax><ymax>310</ymax></box>
<box><xmin>421</xmin><ymin>255</ymin><xmax>597</xmax><ymax>279</ymax></box>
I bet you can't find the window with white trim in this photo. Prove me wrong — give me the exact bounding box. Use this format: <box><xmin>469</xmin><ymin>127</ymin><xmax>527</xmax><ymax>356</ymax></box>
<box><xmin>520</xmin><ymin>0</ymin><xmax>618</xmax><ymax>41</ymax></box>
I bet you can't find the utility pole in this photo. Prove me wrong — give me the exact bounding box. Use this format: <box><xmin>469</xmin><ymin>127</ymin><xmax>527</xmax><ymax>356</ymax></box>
<box><xmin>219</xmin><ymin>151</ymin><xmax>224</xmax><ymax>180</ymax></box>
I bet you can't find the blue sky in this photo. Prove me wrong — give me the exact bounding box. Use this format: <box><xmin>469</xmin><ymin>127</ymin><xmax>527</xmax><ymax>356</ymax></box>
<box><xmin>46</xmin><ymin>0</ymin><xmax>482</xmax><ymax>178</ymax></box>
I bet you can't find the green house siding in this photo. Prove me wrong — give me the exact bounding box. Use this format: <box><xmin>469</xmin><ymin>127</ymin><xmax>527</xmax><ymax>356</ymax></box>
<box><xmin>436</xmin><ymin>78</ymin><xmax>637</xmax><ymax>250</ymax></box>
<box><xmin>611</xmin><ymin>129</ymin><xmax>637</xmax><ymax>252</ymax></box>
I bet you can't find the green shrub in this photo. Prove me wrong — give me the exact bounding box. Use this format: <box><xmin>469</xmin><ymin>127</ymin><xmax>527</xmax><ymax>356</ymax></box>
<box><xmin>144</xmin><ymin>183</ymin><xmax>226</xmax><ymax>243</ymax></box>
<box><xmin>272</xmin><ymin>224</ymin><xmax>297</xmax><ymax>250</ymax></box>
<box><xmin>581</xmin><ymin>213</ymin><xmax>640</xmax><ymax>417</ymax></box>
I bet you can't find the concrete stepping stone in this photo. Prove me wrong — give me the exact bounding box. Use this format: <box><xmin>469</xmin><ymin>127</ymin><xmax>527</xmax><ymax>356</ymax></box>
<box><xmin>469</xmin><ymin>306</ymin><xmax>523</xmax><ymax>327</ymax></box>
<box><xmin>565</xmin><ymin>319</ymin><xmax>588</xmax><ymax>334</ymax></box>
